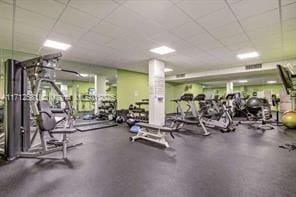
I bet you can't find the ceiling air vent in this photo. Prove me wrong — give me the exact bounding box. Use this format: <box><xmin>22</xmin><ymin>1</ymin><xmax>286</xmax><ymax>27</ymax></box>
<box><xmin>176</xmin><ymin>73</ymin><xmax>186</xmax><ymax>78</ymax></box>
<box><xmin>245</xmin><ymin>64</ymin><xmax>262</xmax><ymax>70</ymax></box>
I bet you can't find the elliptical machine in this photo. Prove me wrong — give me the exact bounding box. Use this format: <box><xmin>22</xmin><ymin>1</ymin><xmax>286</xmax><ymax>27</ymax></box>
<box><xmin>194</xmin><ymin>94</ymin><xmax>235</xmax><ymax>132</ymax></box>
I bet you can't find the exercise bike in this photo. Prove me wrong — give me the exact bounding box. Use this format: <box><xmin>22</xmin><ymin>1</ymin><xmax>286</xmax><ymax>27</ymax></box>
<box><xmin>194</xmin><ymin>94</ymin><xmax>235</xmax><ymax>133</ymax></box>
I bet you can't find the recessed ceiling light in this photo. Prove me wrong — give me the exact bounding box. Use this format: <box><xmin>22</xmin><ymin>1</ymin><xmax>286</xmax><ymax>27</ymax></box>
<box><xmin>267</xmin><ymin>80</ymin><xmax>277</xmax><ymax>84</ymax></box>
<box><xmin>150</xmin><ymin>46</ymin><xmax>175</xmax><ymax>55</ymax></box>
<box><xmin>238</xmin><ymin>80</ymin><xmax>248</xmax><ymax>83</ymax></box>
<box><xmin>164</xmin><ymin>68</ymin><xmax>173</xmax><ymax>72</ymax></box>
<box><xmin>43</xmin><ymin>39</ymin><xmax>71</xmax><ymax>50</ymax></box>
<box><xmin>80</xmin><ymin>73</ymin><xmax>89</xmax><ymax>77</ymax></box>
<box><xmin>237</xmin><ymin>51</ymin><xmax>259</xmax><ymax>59</ymax></box>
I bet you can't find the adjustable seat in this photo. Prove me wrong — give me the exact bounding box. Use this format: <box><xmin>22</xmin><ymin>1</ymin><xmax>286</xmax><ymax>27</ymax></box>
<box><xmin>19</xmin><ymin>101</ymin><xmax>81</xmax><ymax>159</ymax></box>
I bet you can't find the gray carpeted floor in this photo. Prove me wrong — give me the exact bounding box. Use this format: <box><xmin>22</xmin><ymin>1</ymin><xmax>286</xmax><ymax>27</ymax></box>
<box><xmin>0</xmin><ymin>124</ymin><xmax>296</xmax><ymax>197</ymax></box>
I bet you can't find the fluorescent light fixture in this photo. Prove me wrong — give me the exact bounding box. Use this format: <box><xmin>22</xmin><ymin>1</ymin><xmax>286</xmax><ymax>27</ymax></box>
<box><xmin>267</xmin><ymin>80</ymin><xmax>277</xmax><ymax>84</ymax></box>
<box><xmin>150</xmin><ymin>46</ymin><xmax>175</xmax><ymax>55</ymax></box>
<box><xmin>43</xmin><ymin>39</ymin><xmax>71</xmax><ymax>50</ymax></box>
<box><xmin>80</xmin><ymin>73</ymin><xmax>89</xmax><ymax>77</ymax></box>
<box><xmin>164</xmin><ymin>68</ymin><xmax>173</xmax><ymax>72</ymax></box>
<box><xmin>237</xmin><ymin>51</ymin><xmax>259</xmax><ymax>59</ymax></box>
<box><xmin>238</xmin><ymin>80</ymin><xmax>248</xmax><ymax>83</ymax></box>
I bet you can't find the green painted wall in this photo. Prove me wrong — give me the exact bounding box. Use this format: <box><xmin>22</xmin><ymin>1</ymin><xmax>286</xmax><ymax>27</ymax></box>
<box><xmin>165</xmin><ymin>82</ymin><xmax>176</xmax><ymax>114</ymax></box>
<box><xmin>244</xmin><ymin>84</ymin><xmax>283</xmax><ymax>96</ymax></box>
<box><xmin>70</xmin><ymin>81</ymin><xmax>94</xmax><ymax>112</ymax></box>
<box><xmin>203</xmin><ymin>84</ymin><xmax>283</xmax><ymax>97</ymax></box>
<box><xmin>116</xmin><ymin>69</ymin><xmax>204</xmax><ymax>113</ymax></box>
<box><xmin>203</xmin><ymin>87</ymin><xmax>227</xmax><ymax>97</ymax></box>
<box><xmin>165</xmin><ymin>82</ymin><xmax>203</xmax><ymax>113</ymax></box>
<box><xmin>116</xmin><ymin>69</ymin><xmax>148</xmax><ymax>109</ymax></box>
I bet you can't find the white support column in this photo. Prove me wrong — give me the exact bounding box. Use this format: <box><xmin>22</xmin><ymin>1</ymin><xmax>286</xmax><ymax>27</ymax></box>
<box><xmin>226</xmin><ymin>81</ymin><xmax>234</xmax><ymax>94</ymax></box>
<box><xmin>94</xmin><ymin>75</ymin><xmax>106</xmax><ymax>114</ymax></box>
<box><xmin>149</xmin><ymin>59</ymin><xmax>165</xmax><ymax>126</ymax></box>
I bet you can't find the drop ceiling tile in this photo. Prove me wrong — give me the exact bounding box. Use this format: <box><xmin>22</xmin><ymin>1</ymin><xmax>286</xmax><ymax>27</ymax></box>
<box><xmin>282</xmin><ymin>3</ymin><xmax>296</xmax><ymax>20</ymax></box>
<box><xmin>75</xmin><ymin>40</ymin><xmax>121</xmax><ymax>58</ymax></box>
<box><xmin>16</xmin><ymin>0</ymin><xmax>64</xmax><ymax>19</ymax></box>
<box><xmin>251</xmin><ymin>33</ymin><xmax>282</xmax><ymax>44</ymax></box>
<box><xmin>282</xmin><ymin>18</ymin><xmax>296</xmax><ymax>31</ymax></box>
<box><xmin>14</xmin><ymin>33</ymin><xmax>43</xmax><ymax>53</ymax></box>
<box><xmin>240</xmin><ymin>10</ymin><xmax>280</xmax><ymax>31</ymax></box>
<box><xmin>178</xmin><ymin>1</ymin><xmax>226</xmax><ymax>19</ymax></box>
<box><xmin>148</xmin><ymin>31</ymin><xmax>180</xmax><ymax>43</ymax></box>
<box><xmin>220</xmin><ymin>33</ymin><xmax>249</xmax><ymax>46</ymax></box>
<box><xmin>0</xmin><ymin>17</ymin><xmax>12</xmax><ymax>33</ymax></box>
<box><xmin>69</xmin><ymin>0</ymin><xmax>118</xmax><ymax>19</ymax></box>
<box><xmin>39</xmin><ymin>47</ymin><xmax>62</xmax><ymax>56</ymax></box>
<box><xmin>170</xmin><ymin>21</ymin><xmax>206</xmax><ymax>39</ymax></box>
<box><xmin>91</xmin><ymin>21</ymin><xmax>127</xmax><ymax>38</ymax></box>
<box><xmin>0</xmin><ymin>25</ymin><xmax>12</xmax><ymax>49</ymax></box>
<box><xmin>226</xmin><ymin>0</ymin><xmax>244</xmax><ymax>4</ymax></box>
<box><xmin>54</xmin><ymin>0</ymin><xmax>68</xmax><ymax>4</ymax></box>
<box><xmin>196</xmin><ymin>8</ymin><xmax>236</xmax><ymax>30</ymax></box>
<box><xmin>208</xmin><ymin>47</ymin><xmax>234</xmax><ymax>58</ymax></box>
<box><xmin>247</xmin><ymin>28</ymin><xmax>281</xmax><ymax>42</ymax></box>
<box><xmin>282</xmin><ymin>0</ymin><xmax>296</xmax><ymax>6</ymax></box>
<box><xmin>184</xmin><ymin>48</ymin><xmax>214</xmax><ymax>60</ymax></box>
<box><xmin>106</xmin><ymin>7</ymin><xmax>148</xmax><ymax>28</ymax></box>
<box><xmin>198</xmin><ymin>40</ymin><xmax>224</xmax><ymax>51</ymax></box>
<box><xmin>125</xmin><ymin>20</ymin><xmax>166</xmax><ymax>38</ymax></box>
<box><xmin>60</xmin><ymin>7</ymin><xmax>100</xmax><ymax>29</ymax></box>
<box><xmin>105</xmin><ymin>37</ymin><xmax>141</xmax><ymax>51</ymax></box>
<box><xmin>0</xmin><ymin>30</ymin><xmax>12</xmax><ymax>42</ymax></box>
<box><xmin>48</xmin><ymin>33</ymin><xmax>78</xmax><ymax>45</ymax></box>
<box><xmin>228</xmin><ymin>43</ymin><xmax>257</xmax><ymax>53</ymax></box>
<box><xmin>15</xmin><ymin>7</ymin><xmax>56</xmax><ymax>30</ymax></box>
<box><xmin>185</xmin><ymin>32</ymin><xmax>209</xmax><ymax>44</ymax></box>
<box><xmin>0</xmin><ymin>38</ymin><xmax>12</xmax><ymax>49</ymax></box>
<box><xmin>187</xmin><ymin>33</ymin><xmax>220</xmax><ymax>48</ymax></box>
<box><xmin>51</xmin><ymin>21</ymin><xmax>86</xmax><ymax>42</ymax></box>
<box><xmin>113</xmin><ymin>0</ymin><xmax>125</xmax><ymax>4</ymax></box>
<box><xmin>209</xmin><ymin>22</ymin><xmax>243</xmax><ymax>39</ymax></box>
<box><xmin>151</xmin><ymin>5</ymin><xmax>190</xmax><ymax>29</ymax></box>
<box><xmin>170</xmin><ymin>0</ymin><xmax>183</xmax><ymax>4</ymax></box>
<box><xmin>0</xmin><ymin>1</ymin><xmax>12</xmax><ymax>20</ymax></box>
<box><xmin>81</xmin><ymin>31</ymin><xmax>113</xmax><ymax>45</ymax></box>
<box><xmin>75</xmin><ymin>39</ymin><xmax>105</xmax><ymax>51</ymax></box>
<box><xmin>283</xmin><ymin>29</ymin><xmax>296</xmax><ymax>41</ymax></box>
<box><xmin>124</xmin><ymin>0</ymin><xmax>172</xmax><ymax>19</ymax></box>
<box><xmin>15</xmin><ymin>21</ymin><xmax>48</xmax><ymax>40</ymax></box>
<box><xmin>229</xmin><ymin>0</ymin><xmax>278</xmax><ymax>19</ymax></box>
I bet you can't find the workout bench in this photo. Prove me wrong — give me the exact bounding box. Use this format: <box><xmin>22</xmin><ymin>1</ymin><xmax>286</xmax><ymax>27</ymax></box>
<box><xmin>129</xmin><ymin>122</ymin><xmax>175</xmax><ymax>148</ymax></box>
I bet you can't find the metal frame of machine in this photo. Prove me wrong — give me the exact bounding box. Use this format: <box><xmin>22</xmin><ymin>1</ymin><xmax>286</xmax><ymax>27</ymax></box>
<box><xmin>169</xmin><ymin>93</ymin><xmax>210</xmax><ymax>136</ymax></box>
<box><xmin>3</xmin><ymin>53</ymin><xmax>117</xmax><ymax>160</ymax></box>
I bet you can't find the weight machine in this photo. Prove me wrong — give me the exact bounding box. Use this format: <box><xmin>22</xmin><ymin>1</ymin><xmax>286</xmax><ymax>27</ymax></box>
<box><xmin>4</xmin><ymin>53</ymin><xmax>116</xmax><ymax>160</ymax></box>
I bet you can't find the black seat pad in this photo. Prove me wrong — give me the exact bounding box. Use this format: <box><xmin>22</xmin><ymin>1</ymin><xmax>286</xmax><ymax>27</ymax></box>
<box><xmin>38</xmin><ymin>101</ymin><xmax>57</xmax><ymax>131</ymax></box>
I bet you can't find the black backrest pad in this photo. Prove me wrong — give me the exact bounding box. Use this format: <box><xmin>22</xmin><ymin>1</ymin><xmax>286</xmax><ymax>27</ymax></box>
<box><xmin>38</xmin><ymin>101</ymin><xmax>57</xmax><ymax>131</ymax></box>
